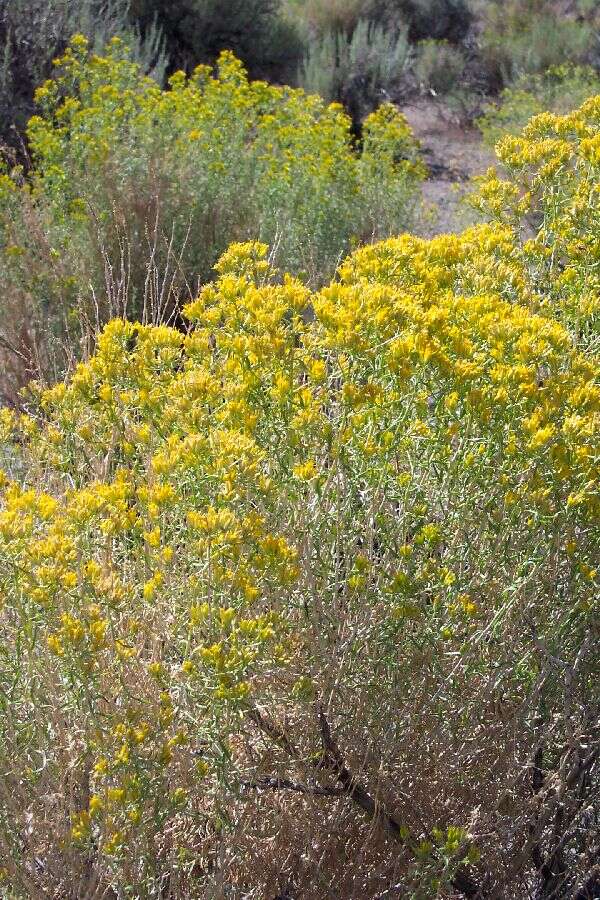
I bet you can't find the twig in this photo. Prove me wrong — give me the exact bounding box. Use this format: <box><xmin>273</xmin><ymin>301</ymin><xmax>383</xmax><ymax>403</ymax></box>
<box><xmin>241</xmin><ymin>776</ymin><xmax>346</xmax><ymax>798</ymax></box>
<box><xmin>248</xmin><ymin>703</ymin><xmax>484</xmax><ymax>899</ymax></box>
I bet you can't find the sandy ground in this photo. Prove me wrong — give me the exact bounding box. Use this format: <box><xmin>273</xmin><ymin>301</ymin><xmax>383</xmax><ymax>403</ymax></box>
<box><xmin>400</xmin><ymin>99</ymin><xmax>496</xmax><ymax>236</ymax></box>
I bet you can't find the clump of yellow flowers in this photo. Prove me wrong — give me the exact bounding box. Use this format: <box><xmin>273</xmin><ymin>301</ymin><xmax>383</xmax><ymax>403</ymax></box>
<box><xmin>0</xmin><ymin>35</ymin><xmax>425</xmax><ymax>399</ymax></box>
<box><xmin>3</xmin><ymin>66</ymin><xmax>600</xmax><ymax>891</ymax></box>
<box><xmin>0</xmin><ymin>215</ymin><xmax>597</xmax><ymax>893</ymax></box>
<box><xmin>473</xmin><ymin>95</ymin><xmax>600</xmax><ymax>348</ymax></box>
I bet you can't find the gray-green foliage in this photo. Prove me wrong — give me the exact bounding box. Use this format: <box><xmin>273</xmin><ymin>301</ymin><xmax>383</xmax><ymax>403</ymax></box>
<box><xmin>0</xmin><ymin>0</ymin><xmax>166</xmax><ymax>143</ymax></box>
<box><xmin>475</xmin><ymin>0</ymin><xmax>594</xmax><ymax>88</ymax></box>
<box><xmin>373</xmin><ymin>0</ymin><xmax>471</xmax><ymax>42</ymax></box>
<box><xmin>130</xmin><ymin>0</ymin><xmax>304</xmax><ymax>81</ymax></box>
<box><xmin>300</xmin><ymin>18</ymin><xmax>410</xmax><ymax>126</ymax></box>
<box><xmin>414</xmin><ymin>38</ymin><xmax>465</xmax><ymax>95</ymax></box>
<box><xmin>477</xmin><ymin>64</ymin><xmax>600</xmax><ymax>147</ymax></box>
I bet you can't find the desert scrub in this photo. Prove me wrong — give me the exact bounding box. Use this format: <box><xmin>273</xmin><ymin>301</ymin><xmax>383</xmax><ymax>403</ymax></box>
<box><xmin>0</xmin><ymin>35</ymin><xmax>424</xmax><ymax>400</ymax></box>
<box><xmin>477</xmin><ymin>65</ymin><xmax>600</xmax><ymax>147</ymax></box>
<box><xmin>290</xmin><ymin>0</ymin><xmax>472</xmax><ymax>43</ymax></box>
<box><xmin>414</xmin><ymin>38</ymin><xmax>465</xmax><ymax>96</ymax></box>
<box><xmin>0</xmin><ymin>231</ymin><xmax>597</xmax><ymax>897</ymax></box>
<box><xmin>474</xmin><ymin>0</ymin><xmax>594</xmax><ymax>88</ymax></box>
<box><xmin>472</xmin><ymin>92</ymin><xmax>600</xmax><ymax>350</ymax></box>
<box><xmin>299</xmin><ymin>17</ymin><xmax>410</xmax><ymax>127</ymax></box>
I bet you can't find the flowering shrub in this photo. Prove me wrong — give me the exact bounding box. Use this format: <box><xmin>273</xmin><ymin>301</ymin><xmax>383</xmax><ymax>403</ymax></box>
<box><xmin>0</xmin><ymin>35</ymin><xmax>424</xmax><ymax>401</ymax></box>
<box><xmin>0</xmin><ymin>228</ymin><xmax>597</xmax><ymax>896</ymax></box>
<box><xmin>472</xmin><ymin>94</ymin><xmax>600</xmax><ymax>352</ymax></box>
<box><xmin>0</xmin><ymin>0</ymin><xmax>167</xmax><ymax>146</ymax></box>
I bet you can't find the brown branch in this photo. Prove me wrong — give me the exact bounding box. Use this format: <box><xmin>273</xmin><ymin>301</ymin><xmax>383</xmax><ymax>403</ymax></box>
<box><xmin>316</xmin><ymin>705</ymin><xmax>484</xmax><ymax>899</ymax></box>
<box><xmin>247</xmin><ymin>703</ymin><xmax>484</xmax><ymax>899</ymax></box>
<box><xmin>316</xmin><ymin>704</ymin><xmax>404</xmax><ymax>842</ymax></box>
<box><xmin>487</xmin><ymin>736</ymin><xmax>600</xmax><ymax>899</ymax></box>
<box><xmin>247</xmin><ymin>705</ymin><xmax>297</xmax><ymax>759</ymax></box>
<box><xmin>242</xmin><ymin>776</ymin><xmax>346</xmax><ymax>797</ymax></box>
<box><xmin>0</xmin><ymin>333</ymin><xmax>29</xmax><ymax>362</ymax></box>
<box><xmin>531</xmin><ymin>711</ymin><xmax>546</xmax><ymax>871</ymax></box>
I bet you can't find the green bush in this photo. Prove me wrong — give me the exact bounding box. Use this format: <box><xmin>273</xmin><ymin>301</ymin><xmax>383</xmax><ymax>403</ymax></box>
<box><xmin>300</xmin><ymin>18</ymin><xmax>410</xmax><ymax>127</ymax></box>
<box><xmin>0</xmin><ymin>36</ymin><xmax>424</xmax><ymax>400</ymax></box>
<box><xmin>131</xmin><ymin>0</ymin><xmax>304</xmax><ymax>80</ymax></box>
<box><xmin>477</xmin><ymin>64</ymin><xmax>600</xmax><ymax>146</ymax></box>
<box><xmin>414</xmin><ymin>38</ymin><xmax>466</xmax><ymax>95</ymax></box>
<box><xmin>372</xmin><ymin>0</ymin><xmax>471</xmax><ymax>42</ymax></box>
<box><xmin>0</xmin><ymin>0</ymin><xmax>166</xmax><ymax>145</ymax></box>
<box><xmin>285</xmin><ymin>0</ymin><xmax>367</xmax><ymax>35</ymax></box>
<box><xmin>475</xmin><ymin>0</ymin><xmax>594</xmax><ymax>88</ymax></box>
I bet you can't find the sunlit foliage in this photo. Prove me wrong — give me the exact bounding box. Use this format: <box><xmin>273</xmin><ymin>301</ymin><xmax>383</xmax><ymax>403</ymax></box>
<box><xmin>0</xmin><ymin>219</ymin><xmax>597</xmax><ymax>894</ymax></box>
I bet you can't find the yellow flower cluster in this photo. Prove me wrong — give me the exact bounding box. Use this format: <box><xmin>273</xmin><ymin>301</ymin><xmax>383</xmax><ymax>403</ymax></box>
<box><xmin>21</xmin><ymin>36</ymin><xmax>424</xmax><ymax>289</ymax></box>
<box><xmin>472</xmin><ymin>94</ymin><xmax>600</xmax><ymax>346</ymax></box>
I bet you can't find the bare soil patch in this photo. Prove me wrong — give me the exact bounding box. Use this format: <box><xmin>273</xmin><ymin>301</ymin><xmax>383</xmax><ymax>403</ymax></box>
<box><xmin>401</xmin><ymin>99</ymin><xmax>496</xmax><ymax>235</ymax></box>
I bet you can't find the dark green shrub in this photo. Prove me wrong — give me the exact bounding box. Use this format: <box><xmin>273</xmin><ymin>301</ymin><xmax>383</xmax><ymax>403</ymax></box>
<box><xmin>130</xmin><ymin>0</ymin><xmax>304</xmax><ymax>80</ymax></box>
<box><xmin>284</xmin><ymin>0</ymin><xmax>366</xmax><ymax>35</ymax></box>
<box><xmin>286</xmin><ymin>0</ymin><xmax>471</xmax><ymax>45</ymax></box>
<box><xmin>372</xmin><ymin>0</ymin><xmax>471</xmax><ymax>43</ymax></box>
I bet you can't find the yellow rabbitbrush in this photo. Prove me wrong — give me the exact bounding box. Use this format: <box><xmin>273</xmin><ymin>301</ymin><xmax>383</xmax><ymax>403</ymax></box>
<box><xmin>0</xmin><ymin>35</ymin><xmax>425</xmax><ymax>403</ymax></box>
<box><xmin>473</xmin><ymin>95</ymin><xmax>600</xmax><ymax>350</ymax></box>
<box><xmin>0</xmin><ymin>235</ymin><xmax>598</xmax><ymax>897</ymax></box>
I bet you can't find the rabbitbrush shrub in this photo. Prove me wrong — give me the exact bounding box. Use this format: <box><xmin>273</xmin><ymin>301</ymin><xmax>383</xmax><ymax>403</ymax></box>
<box><xmin>0</xmin><ymin>197</ymin><xmax>598</xmax><ymax>894</ymax></box>
<box><xmin>0</xmin><ymin>0</ymin><xmax>166</xmax><ymax>145</ymax></box>
<box><xmin>0</xmin><ymin>35</ymin><xmax>424</xmax><ymax>402</ymax></box>
<box><xmin>472</xmin><ymin>93</ymin><xmax>600</xmax><ymax>353</ymax></box>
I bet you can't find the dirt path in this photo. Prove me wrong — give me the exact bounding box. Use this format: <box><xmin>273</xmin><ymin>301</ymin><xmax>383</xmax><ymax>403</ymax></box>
<box><xmin>401</xmin><ymin>100</ymin><xmax>496</xmax><ymax>236</ymax></box>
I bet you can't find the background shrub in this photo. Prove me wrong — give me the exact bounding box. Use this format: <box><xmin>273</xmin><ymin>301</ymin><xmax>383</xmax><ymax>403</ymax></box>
<box><xmin>286</xmin><ymin>0</ymin><xmax>367</xmax><ymax>35</ymax></box>
<box><xmin>477</xmin><ymin>64</ymin><xmax>600</xmax><ymax>146</ymax></box>
<box><xmin>474</xmin><ymin>0</ymin><xmax>594</xmax><ymax>89</ymax></box>
<box><xmin>0</xmin><ymin>0</ymin><xmax>166</xmax><ymax>147</ymax></box>
<box><xmin>371</xmin><ymin>0</ymin><xmax>472</xmax><ymax>42</ymax></box>
<box><xmin>289</xmin><ymin>0</ymin><xmax>471</xmax><ymax>44</ymax></box>
<box><xmin>414</xmin><ymin>38</ymin><xmax>466</xmax><ymax>95</ymax></box>
<box><xmin>131</xmin><ymin>0</ymin><xmax>304</xmax><ymax>81</ymax></box>
<box><xmin>299</xmin><ymin>18</ymin><xmax>410</xmax><ymax>127</ymax></box>
<box><xmin>0</xmin><ymin>37</ymin><xmax>424</xmax><ymax>401</ymax></box>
